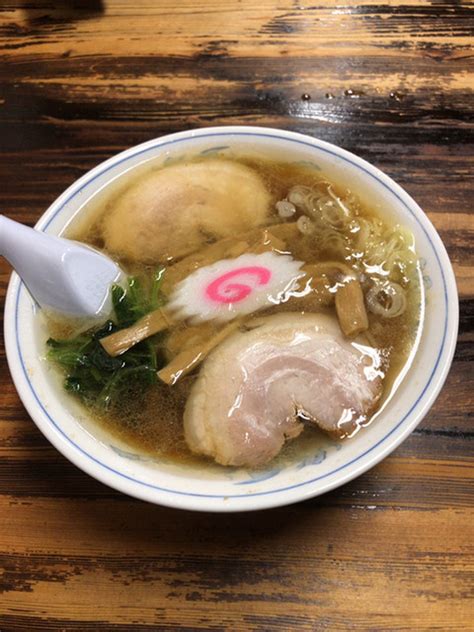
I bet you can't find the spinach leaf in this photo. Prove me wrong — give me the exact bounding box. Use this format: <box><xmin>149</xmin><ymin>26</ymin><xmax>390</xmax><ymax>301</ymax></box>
<box><xmin>47</xmin><ymin>268</ymin><xmax>166</xmax><ymax>411</ymax></box>
<box><xmin>112</xmin><ymin>267</ymin><xmax>165</xmax><ymax>328</ymax></box>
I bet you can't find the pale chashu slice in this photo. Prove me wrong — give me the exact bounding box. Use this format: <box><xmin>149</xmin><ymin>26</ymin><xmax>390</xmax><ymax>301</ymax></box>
<box><xmin>102</xmin><ymin>159</ymin><xmax>271</xmax><ymax>264</ymax></box>
<box><xmin>184</xmin><ymin>313</ymin><xmax>383</xmax><ymax>467</ymax></box>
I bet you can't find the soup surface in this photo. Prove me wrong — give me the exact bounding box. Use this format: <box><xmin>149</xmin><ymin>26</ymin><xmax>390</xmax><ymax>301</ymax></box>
<box><xmin>46</xmin><ymin>153</ymin><xmax>423</xmax><ymax>469</ymax></box>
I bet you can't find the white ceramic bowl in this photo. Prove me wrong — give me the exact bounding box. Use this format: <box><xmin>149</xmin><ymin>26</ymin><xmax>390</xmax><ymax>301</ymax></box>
<box><xmin>4</xmin><ymin>126</ymin><xmax>458</xmax><ymax>512</ymax></box>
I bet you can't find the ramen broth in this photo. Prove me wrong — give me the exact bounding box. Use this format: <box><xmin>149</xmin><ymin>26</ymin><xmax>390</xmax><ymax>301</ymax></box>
<box><xmin>50</xmin><ymin>154</ymin><xmax>423</xmax><ymax>467</ymax></box>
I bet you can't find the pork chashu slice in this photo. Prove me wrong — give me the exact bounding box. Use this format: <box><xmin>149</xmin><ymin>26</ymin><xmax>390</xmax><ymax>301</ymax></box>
<box><xmin>184</xmin><ymin>313</ymin><xmax>383</xmax><ymax>468</ymax></box>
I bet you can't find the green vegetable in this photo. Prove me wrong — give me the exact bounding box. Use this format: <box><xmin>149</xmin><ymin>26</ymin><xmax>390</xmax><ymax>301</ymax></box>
<box><xmin>112</xmin><ymin>267</ymin><xmax>165</xmax><ymax>328</ymax></box>
<box><xmin>47</xmin><ymin>268</ymin><xmax>166</xmax><ymax>410</ymax></box>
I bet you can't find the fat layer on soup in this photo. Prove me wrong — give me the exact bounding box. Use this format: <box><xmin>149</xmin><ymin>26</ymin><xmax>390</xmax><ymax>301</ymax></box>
<box><xmin>46</xmin><ymin>155</ymin><xmax>423</xmax><ymax>469</ymax></box>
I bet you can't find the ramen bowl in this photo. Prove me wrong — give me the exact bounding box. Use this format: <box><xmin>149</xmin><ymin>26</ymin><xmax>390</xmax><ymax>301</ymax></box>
<box><xmin>3</xmin><ymin>126</ymin><xmax>458</xmax><ymax>512</ymax></box>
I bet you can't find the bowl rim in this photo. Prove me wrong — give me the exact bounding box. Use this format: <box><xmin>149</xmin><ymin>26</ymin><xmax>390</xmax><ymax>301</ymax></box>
<box><xmin>4</xmin><ymin>125</ymin><xmax>459</xmax><ymax>512</ymax></box>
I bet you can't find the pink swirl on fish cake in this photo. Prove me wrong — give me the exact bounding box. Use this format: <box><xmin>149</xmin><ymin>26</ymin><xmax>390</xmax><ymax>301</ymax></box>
<box><xmin>205</xmin><ymin>266</ymin><xmax>272</xmax><ymax>304</ymax></box>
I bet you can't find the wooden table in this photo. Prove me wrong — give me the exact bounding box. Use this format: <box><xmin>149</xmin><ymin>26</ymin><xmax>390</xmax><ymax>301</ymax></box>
<box><xmin>1</xmin><ymin>2</ymin><xmax>473</xmax><ymax>630</ymax></box>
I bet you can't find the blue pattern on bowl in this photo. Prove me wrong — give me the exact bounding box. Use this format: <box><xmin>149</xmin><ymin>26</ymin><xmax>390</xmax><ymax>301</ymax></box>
<box><xmin>200</xmin><ymin>145</ymin><xmax>230</xmax><ymax>155</ymax></box>
<box><xmin>110</xmin><ymin>445</ymin><xmax>145</xmax><ymax>461</ymax></box>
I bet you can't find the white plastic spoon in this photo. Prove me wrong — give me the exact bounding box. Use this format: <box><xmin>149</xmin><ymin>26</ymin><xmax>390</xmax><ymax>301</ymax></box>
<box><xmin>0</xmin><ymin>215</ymin><xmax>123</xmax><ymax>318</ymax></box>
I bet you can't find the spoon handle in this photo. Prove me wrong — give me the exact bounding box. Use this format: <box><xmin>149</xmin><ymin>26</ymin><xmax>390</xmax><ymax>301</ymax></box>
<box><xmin>0</xmin><ymin>215</ymin><xmax>121</xmax><ymax>317</ymax></box>
<box><xmin>0</xmin><ymin>215</ymin><xmax>65</xmax><ymax>270</ymax></box>
<box><xmin>0</xmin><ymin>215</ymin><xmax>71</xmax><ymax>308</ymax></box>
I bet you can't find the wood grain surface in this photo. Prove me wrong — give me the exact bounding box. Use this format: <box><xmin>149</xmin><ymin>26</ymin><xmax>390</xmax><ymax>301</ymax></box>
<box><xmin>0</xmin><ymin>1</ymin><xmax>473</xmax><ymax>630</ymax></box>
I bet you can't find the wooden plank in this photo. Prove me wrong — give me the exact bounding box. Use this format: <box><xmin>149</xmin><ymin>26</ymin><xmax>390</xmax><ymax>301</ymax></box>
<box><xmin>0</xmin><ymin>497</ymin><xmax>472</xmax><ymax>630</ymax></box>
